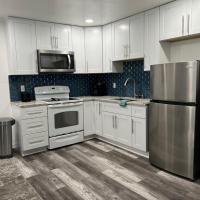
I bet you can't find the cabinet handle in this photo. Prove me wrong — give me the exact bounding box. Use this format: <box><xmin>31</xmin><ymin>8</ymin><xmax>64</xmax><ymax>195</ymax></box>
<box><xmin>187</xmin><ymin>14</ymin><xmax>190</xmax><ymax>35</ymax></box>
<box><xmin>113</xmin><ymin>115</ymin><xmax>115</xmax><ymax>129</ymax></box>
<box><xmin>115</xmin><ymin>116</ymin><xmax>117</xmax><ymax>129</ymax></box>
<box><xmin>56</xmin><ymin>37</ymin><xmax>58</xmax><ymax>49</ymax></box>
<box><xmin>29</xmin><ymin>139</ymin><xmax>44</xmax><ymax>145</ymax></box>
<box><xmin>99</xmin><ymin>103</ymin><xmax>101</xmax><ymax>115</ymax></box>
<box><xmin>132</xmin><ymin>119</ymin><xmax>134</xmax><ymax>134</ymax></box>
<box><xmin>28</xmin><ymin>124</ymin><xmax>43</xmax><ymax>129</ymax></box>
<box><xmin>27</xmin><ymin>111</ymin><xmax>43</xmax><ymax>115</ymax></box>
<box><xmin>182</xmin><ymin>15</ymin><xmax>184</xmax><ymax>35</ymax></box>
<box><xmin>127</xmin><ymin>45</ymin><xmax>129</xmax><ymax>57</ymax></box>
<box><xmin>51</xmin><ymin>36</ymin><xmax>53</xmax><ymax>49</ymax></box>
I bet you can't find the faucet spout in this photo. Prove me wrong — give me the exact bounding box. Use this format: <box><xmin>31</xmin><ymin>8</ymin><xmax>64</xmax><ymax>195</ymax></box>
<box><xmin>124</xmin><ymin>78</ymin><xmax>136</xmax><ymax>97</ymax></box>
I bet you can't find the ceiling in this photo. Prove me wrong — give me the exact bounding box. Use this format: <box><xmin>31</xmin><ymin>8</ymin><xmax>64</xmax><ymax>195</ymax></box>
<box><xmin>0</xmin><ymin>0</ymin><xmax>172</xmax><ymax>26</ymax></box>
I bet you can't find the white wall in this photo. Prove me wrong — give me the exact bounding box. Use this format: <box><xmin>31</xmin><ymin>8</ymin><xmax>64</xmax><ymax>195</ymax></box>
<box><xmin>170</xmin><ymin>38</ymin><xmax>200</xmax><ymax>62</ymax></box>
<box><xmin>0</xmin><ymin>18</ymin><xmax>11</xmax><ymax>117</ymax></box>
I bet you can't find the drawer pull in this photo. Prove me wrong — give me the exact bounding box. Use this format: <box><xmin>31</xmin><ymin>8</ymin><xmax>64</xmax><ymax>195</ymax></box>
<box><xmin>29</xmin><ymin>139</ymin><xmax>44</xmax><ymax>144</ymax></box>
<box><xmin>28</xmin><ymin>124</ymin><xmax>43</xmax><ymax>129</ymax></box>
<box><xmin>27</xmin><ymin>111</ymin><xmax>43</xmax><ymax>115</ymax></box>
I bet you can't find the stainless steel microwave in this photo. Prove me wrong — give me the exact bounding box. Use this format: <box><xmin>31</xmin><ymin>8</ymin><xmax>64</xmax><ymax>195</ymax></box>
<box><xmin>37</xmin><ymin>50</ymin><xmax>75</xmax><ymax>73</ymax></box>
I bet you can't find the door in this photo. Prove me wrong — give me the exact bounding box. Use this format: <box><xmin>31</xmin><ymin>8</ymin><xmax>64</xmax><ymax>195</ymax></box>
<box><xmin>150</xmin><ymin>61</ymin><xmax>198</xmax><ymax>103</ymax></box>
<box><xmin>85</xmin><ymin>27</ymin><xmax>103</xmax><ymax>73</ymax></box>
<box><xmin>132</xmin><ymin>117</ymin><xmax>147</xmax><ymax>152</ymax></box>
<box><xmin>72</xmin><ymin>26</ymin><xmax>86</xmax><ymax>73</ymax></box>
<box><xmin>84</xmin><ymin>101</ymin><xmax>95</xmax><ymax>136</ymax></box>
<box><xmin>130</xmin><ymin>13</ymin><xmax>145</xmax><ymax>59</ymax></box>
<box><xmin>54</xmin><ymin>24</ymin><xmax>72</xmax><ymax>51</ymax></box>
<box><xmin>48</xmin><ymin>103</ymin><xmax>84</xmax><ymax>137</ymax></box>
<box><xmin>102</xmin><ymin>112</ymin><xmax>115</xmax><ymax>140</ymax></box>
<box><xmin>113</xmin><ymin>18</ymin><xmax>130</xmax><ymax>60</ymax></box>
<box><xmin>95</xmin><ymin>102</ymin><xmax>103</xmax><ymax>136</ymax></box>
<box><xmin>190</xmin><ymin>0</ymin><xmax>200</xmax><ymax>35</ymax></box>
<box><xmin>8</xmin><ymin>18</ymin><xmax>37</xmax><ymax>75</ymax></box>
<box><xmin>160</xmin><ymin>0</ymin><xmax>191</xmax><ymax>40</ymax></box>
<box><xmin>116</xmin><ymin>114</ymin><xmax>132</xmax><ymax>146</ymax></box>
<box><xmin>36</xmin><ymin>21</ymin><xmax>55</xmax><ymax>50</ymax></box>
<box><xmin>103</xmin><ymin>24</ymin><xmax>113</xmax><ymax>72</ymax></box>
<box><xmin>149</xmin><ymin>102</ymin><xmax>196</xmax><ymax>179</ymax></box>
<box><xmin>144</xmin><ymin>8</ymin><xmax>159</xmax><ymax>71</ymax></box>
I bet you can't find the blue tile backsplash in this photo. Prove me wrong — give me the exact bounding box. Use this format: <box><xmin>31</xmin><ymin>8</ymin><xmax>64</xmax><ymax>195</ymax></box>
<box><xmin>9</xmin><ymin>60</ymin><xmax>150</xmax><ymax>101</ymax></box>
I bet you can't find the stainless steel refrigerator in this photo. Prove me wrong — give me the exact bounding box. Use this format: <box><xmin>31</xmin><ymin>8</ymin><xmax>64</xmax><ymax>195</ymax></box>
<box><xmin>149</xmin><ymin>61</ymin><xmax>200</xmax><ymax>180</ymax></box>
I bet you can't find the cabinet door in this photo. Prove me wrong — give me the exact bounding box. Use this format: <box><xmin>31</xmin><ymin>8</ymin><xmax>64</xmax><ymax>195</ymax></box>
<box><xmin>160</xmin><ymin>0</ymin><xmax>190</xmax><ymax>40</ymax></box>
<box><xmin>85</xmin><ymin>27</ymin><xmax>103</xmax><ymax>73</ymax></box>
<box><xmin>190</xmin><ymin>0</ymin><xmax>200</xmax><ymax>35</ymax></box>
<box><xmin>55</xmin><ymin>24</ymin><xmax>72</xmax><ymax>51</ymax></box>
<box><xmin>36</xmin><ymin>21</ymin><xmax>54</xmax><ymax>49</ymax></box>
<box><xmin>84</xmin><ymin>101</ymin><xmax>95</xmax><ymax>136</ymax></box>
<box><xmin>130</xmin><ymin>13</ymin><xmax>145</xmax><ymax>59</ymax></box>
<box><xmin>102</xmin><ymin>112</ymin><xmax>115</xmax><ymax>140</ymax></box>
<box><xmin>144</xmin><ymin>8</ymin><xmax>159</xmax><ymax>71</ymax></box>
<box><xmin>103</xmin><ymin>24</ymin><xmax>113</xmax><ymax>72</ymax></box>
<box><xmin>8</xmin><ymin>18</ymin><xmax>37</xmax><ymax>75</ymax></box>
<box><xmin>95</xmin><ymin>102</ymin><xmax>103</xmax><ymax>136</ymax></box>
<box><xmin>132</xmin><ymin>117</ymin><xmax>147</xmax><ymax>152</ymax></box>
<box><xmin>113</xmin><ymin>18</ymin><xmax>130</xmax><ymax>60</ymax></box>
<box><xmin>116</xmin><ymin>114</ymin><xmax>132</xmax><ymax>146</ymax></box>
<box><xmin>72</xmin><ymin>26</ymin><xmax>86</xmax><ymax>73</ymax></box>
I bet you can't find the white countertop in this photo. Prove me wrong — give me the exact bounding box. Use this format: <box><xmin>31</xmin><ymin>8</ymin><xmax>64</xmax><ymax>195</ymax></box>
<box><xmin>12</xmin><ymin>96</ymin><xmax>150</xmax><ymax>108</ymax></box>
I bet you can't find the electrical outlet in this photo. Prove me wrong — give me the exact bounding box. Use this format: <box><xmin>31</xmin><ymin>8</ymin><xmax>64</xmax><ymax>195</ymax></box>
<box><xmin>113</xmin><ymin>82</ymin><xmax>116</xmax><ymax>89</ymax></box>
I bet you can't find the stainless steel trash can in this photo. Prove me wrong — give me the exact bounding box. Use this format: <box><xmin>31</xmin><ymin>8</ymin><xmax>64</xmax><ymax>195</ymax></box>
<box><xmin>0</xmin><ymin>118</ymin><xmax>15</xmax><ymax>158</ymax></box>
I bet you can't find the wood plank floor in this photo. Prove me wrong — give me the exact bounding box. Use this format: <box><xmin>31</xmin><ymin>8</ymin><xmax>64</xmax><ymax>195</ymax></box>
<box><xmin>1</xmin><ymin>139</ymin><xmax>200</xmax><ymax>200</ymax></box>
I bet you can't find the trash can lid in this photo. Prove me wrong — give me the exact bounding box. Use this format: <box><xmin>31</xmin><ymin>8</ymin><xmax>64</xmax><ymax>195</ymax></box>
<box><xmin>0</xmin><ymin>118</ymin><xmax>15</xmax><ymax>125</ymax></box>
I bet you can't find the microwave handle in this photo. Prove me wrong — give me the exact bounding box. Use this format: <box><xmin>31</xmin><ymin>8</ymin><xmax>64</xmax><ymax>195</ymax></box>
<box><xmin>67</xmin><ymin>54</ymin><xmax>71</xmax><ymax>69</ymax></box>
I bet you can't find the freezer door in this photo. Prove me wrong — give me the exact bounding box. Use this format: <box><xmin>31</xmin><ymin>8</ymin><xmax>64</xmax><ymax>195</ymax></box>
<box><xmin>150</xmin><ymin>61</ymin><xmax>198</xmax><ymax>103</ymax></box>
<box><xmin>149</xmin><ymin>102</ymin><xmax>196</xmax><ymax>179</ymax></box>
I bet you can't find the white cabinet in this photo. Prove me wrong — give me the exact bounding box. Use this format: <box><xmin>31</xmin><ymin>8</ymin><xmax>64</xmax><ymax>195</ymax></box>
<box><xmin>160</xmin><ymin>0</ymin><xmax>191</xmax><ymax>40</ymax></box>
<box><xmin>102</xmin><ymin>112</ymin><xmax>116</xmax><ymax>140</ymax></box>
<box><xmin>7</xmin><ymin>18</ymin><xmax>37</xmax><ymax>75</ymax></box>
<box><xmin>94</xmin><ymin>101</ymin><xmax>103</xmax><ymax>136</ymax></box>
<box><xmin>72</xmin><ymin>26</ymin><xmax>86</xmax><ymax>73</ymax></box>
<box><xmin>113</xmin><ymin>18</ymin><xmax>130</xmax><ymax>60</ymax></box>
<box><xmin>84</xmin><ymin>101</ymin><xmax>95</xmax><ymax>136</ymax></box>
<box><xmin>85</xmin><ymin>27</ymin><xmax>103</xmax><ymax>73</ymax></box>
<box><xmin>130</xmin><ymin>13</ymin><xmax>145</xmax><ymax>59</ymax></box>
<box><xmin>36</xmin><ymin>22</ymin><xmax>72</xmax><ymax>51</ymax></box>
<box><xmin>190</xmin><ymin>0</ymin><xmax>200</xmax><ymax>35</ymax></box>
<box><xmin>116</xmin><ymin>114</ymin><xmax>132</xmax><ymax>146</ymax></box>
<box><xmin>12</xmin><ymin>105</ymin><xmax>48</xmax><ymax>156</ymax></box>
<box><xmin>144</xmin><ymin>8</ymin><xmax>160</xmax><ymax>71</ymax></box>
<box><xmin>131</xmin><ymin>117</ymin><xmax>147</xmax><ymax>152</ymax></box>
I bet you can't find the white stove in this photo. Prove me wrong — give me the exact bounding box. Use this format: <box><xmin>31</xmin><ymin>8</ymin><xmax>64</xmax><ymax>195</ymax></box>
<box><xmin>34</xmin><ymin>86</ymin><xmax>84</xmax><ymax>149</ymax></box>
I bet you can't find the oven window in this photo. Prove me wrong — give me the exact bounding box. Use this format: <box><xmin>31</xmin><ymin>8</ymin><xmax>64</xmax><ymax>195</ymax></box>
<box><xmin>55</xmin><ymin>111</ymin><xmax>79</xmax><ymax>129</ymax></box>
<box><xmin>40</xmin><ymin>53</ymin><xmax>69</xmax><ymax>69</ymax></box>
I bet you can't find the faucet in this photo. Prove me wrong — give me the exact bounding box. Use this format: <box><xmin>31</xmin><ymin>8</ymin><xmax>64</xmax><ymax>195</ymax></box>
<box><xmin>124</xmin><ymin>78</ymin><xmax>136</xmax><ymax>97</ymax></box>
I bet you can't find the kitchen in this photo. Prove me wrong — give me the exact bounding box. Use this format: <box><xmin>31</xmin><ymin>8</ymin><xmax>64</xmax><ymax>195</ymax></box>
<box><xmin>1</xmin><ymin>0</ymin><xmax>200</xmax><ymax>199</ymax></box>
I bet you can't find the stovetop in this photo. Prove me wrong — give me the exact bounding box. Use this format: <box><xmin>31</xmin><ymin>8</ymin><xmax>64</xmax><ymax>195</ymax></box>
<box><xmin>41</xmin><ymin>97</ymin><xmax>82</xmax><ymax>105</ymax></box>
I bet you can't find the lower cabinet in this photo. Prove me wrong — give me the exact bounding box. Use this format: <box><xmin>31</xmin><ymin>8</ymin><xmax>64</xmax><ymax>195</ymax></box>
<box><xmin>131</xmin><ymin>117</ymin><xmax>147</xmax><ymax>152</ymax></box>
<box><xmin>84</xmin><ymin>101</ymin><xmax>96</xmax><ymax>136</ymax></box>
<box><xmin>94</xmin><ymin>101</ymin><xmax>103</xmax><ymax>136</ymax></box>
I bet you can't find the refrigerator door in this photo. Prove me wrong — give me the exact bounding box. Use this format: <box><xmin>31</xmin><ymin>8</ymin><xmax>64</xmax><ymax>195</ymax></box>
<box><xmin>149</xmin><ymin>102</ymin><xmax>196</xmax><ymax>179</ymax></box>
<box><xmin>150</xmin><ymin>61</ymin><xmax>199</xmax><ymax>103</ymax></box>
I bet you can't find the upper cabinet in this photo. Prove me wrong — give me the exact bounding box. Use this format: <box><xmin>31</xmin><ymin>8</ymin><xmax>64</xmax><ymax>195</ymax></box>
<box><xmin>160</xmin><ymin>0</ymin><xmax>191</xmax><ymax>41</ymax></box>
<box><xmin>190</xmin><ymin>0</ymin><xmax>200</xmax><ymax>35</ymax></box>
<box><xmin>113</xmin><ymin>18</ymin><xmax>130</xmax><ymax>60</ymax></box>
<box><xmin>36</xmin><ymin>22</ymin><xmax>72</xmax><ymax>51</ymax></box>
<box><xmin>85</xmin><ymin>27</ymin><xmax>103</xmax><ymax>73</ymax></box>
<box><xmin>144</xmin><ymin>8</ymin><xmax>160</xmax><ymax>71</ymax></box>
<box><xmin>7</xmin><ymin>18</ymin><xmax>37</xmax><ymax>75</ymax></box>
<box><xmin>71</xmin><ymin>26</ymin><xmax>86</xmax><ymax>73</ymax></box>
<box><xmin>130</xmin><ymin>13</ymin><xmax>145</xmax><ymax>59</ymax></box>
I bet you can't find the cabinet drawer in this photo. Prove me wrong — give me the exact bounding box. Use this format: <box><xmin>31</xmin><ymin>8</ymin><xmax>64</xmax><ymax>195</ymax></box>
<box><xmin>132</xmin><ymin>106</ymin><xmax>146</xmax><ymax>118</ymax></box>
<box><xmin>23</xmin><ymin>132</ymin><xmax>48</xmax><ymax>151</ymax></box>
<box><xmin>22</xmin><ymin>117</ymin><xmax>48</xmax><ymax>135</ymax></box>
<box><xmin>21</xmin><ymin>106</ymin><xmax>47</xmax><ymax>119</ymax></box>
<box><xmin>102</xmin><ymin>103</ymin><xmax>132</xmax><ymax>116</ymax></box>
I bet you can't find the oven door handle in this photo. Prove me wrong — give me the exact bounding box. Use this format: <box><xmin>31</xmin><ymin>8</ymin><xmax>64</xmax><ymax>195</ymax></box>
<box><xmin>48</xmin><ymin>102</ymin><xmax>83</xmax><ymax>108</ymax></box>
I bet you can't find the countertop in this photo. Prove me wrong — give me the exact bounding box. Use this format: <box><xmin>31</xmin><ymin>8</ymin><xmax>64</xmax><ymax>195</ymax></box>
<box><xmin>12</xmin><ymin>96</ymin><xmax>150</xmax><ymax>108</ymax></box>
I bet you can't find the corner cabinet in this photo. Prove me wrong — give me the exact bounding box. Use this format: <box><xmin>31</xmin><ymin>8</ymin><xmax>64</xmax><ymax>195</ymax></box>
<box><xmin>7</xmin><ymin>18</ymin><xmax>37</xmax><ymax>75</ymax></box>
<box><xmin>94</xmin><ymin>101</ymin><xmax>103</xmax><ymax>136</ymax></box>
<box><xmin>72</xmin><ymin>26</ymin><xmax>86</xmax><ymax>73</ymax></box>
<box><xmin>84</xmin><ymin>27</ymin><xmax>103</xmax><ymax>73</ymax></box>
<box><xmin>144</xmin><ymin>8</ymin><xmax>160</xmax><ymax>71</ymax></box>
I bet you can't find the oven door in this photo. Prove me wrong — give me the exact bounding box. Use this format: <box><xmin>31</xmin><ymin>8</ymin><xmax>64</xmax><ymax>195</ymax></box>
<box><xmin>37</xmin><ymin>50</ymin><xmax>75</xmax><ymax>73</ymax></box>
<box><xmin>48</xmin><ymin>102</ymin><xmax>83</xmax><ymax>137</ymax></box>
